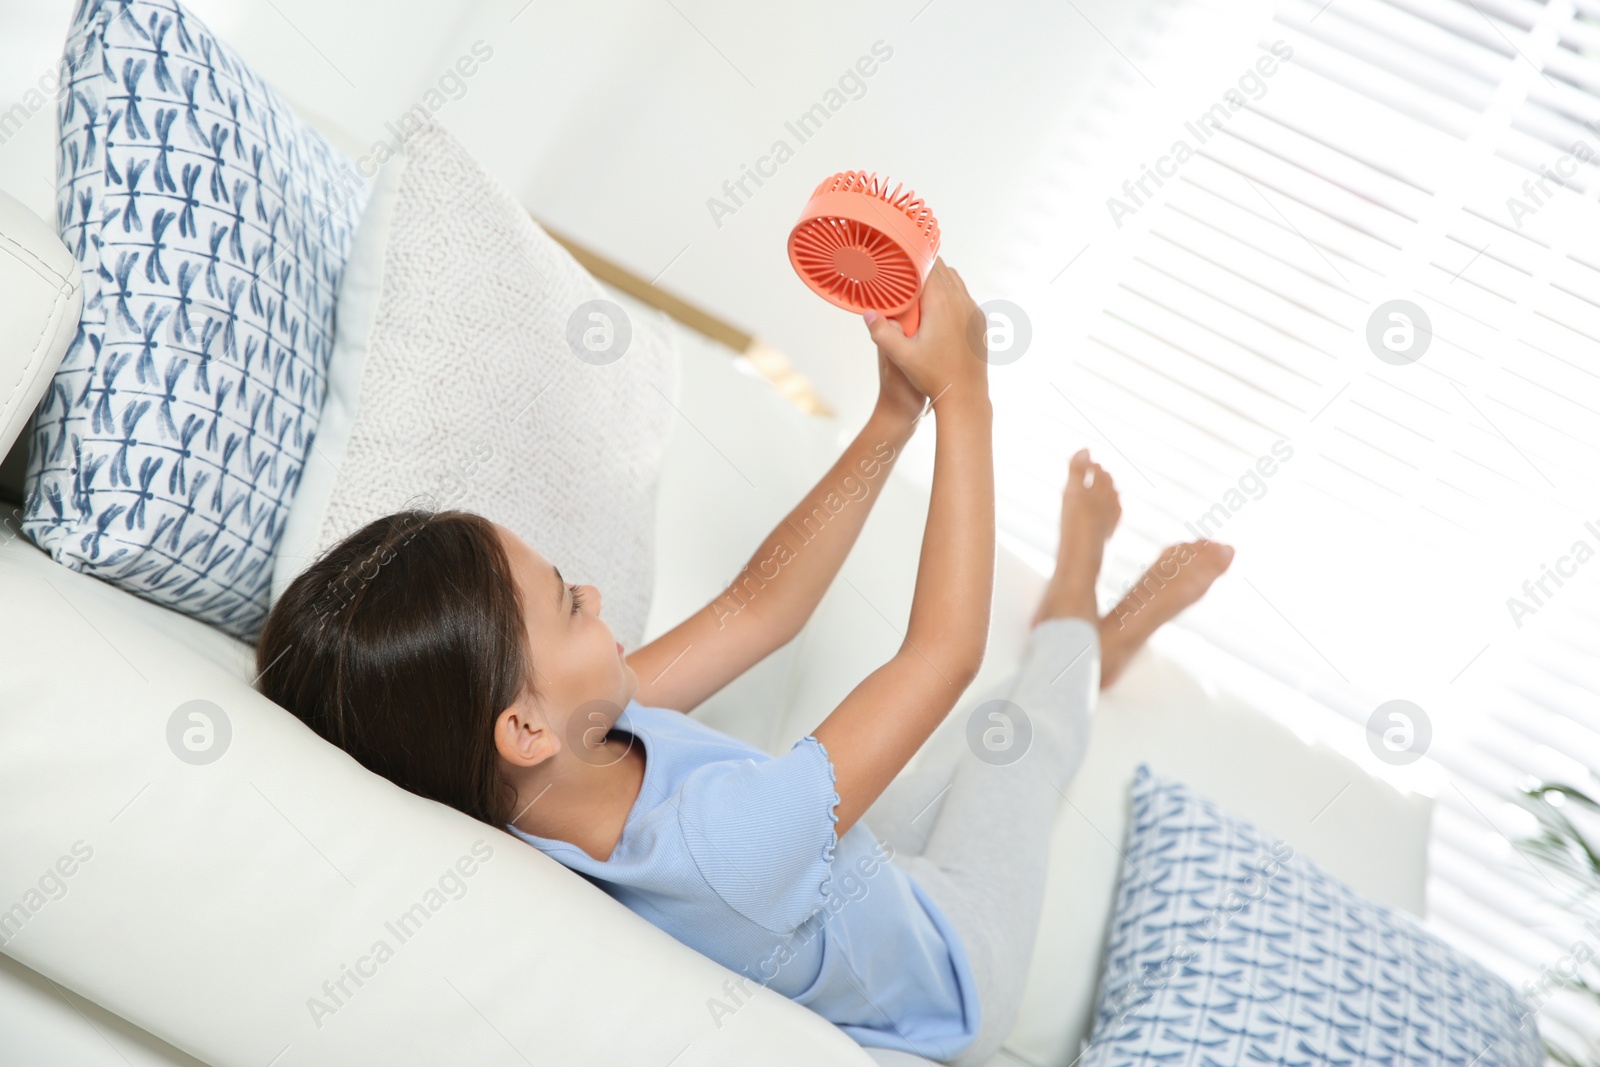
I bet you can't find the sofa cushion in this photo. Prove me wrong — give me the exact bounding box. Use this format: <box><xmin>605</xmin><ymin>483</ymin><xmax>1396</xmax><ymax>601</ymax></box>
<box><xmin>0</xmin><ymin>530</ymin><xmax>876</xmax><ymax>1066</ymax></box>
<box><xmin>1079</xmin><ymin>766</ymin><xmax>1539</xmax><ymax>1067</ymax></box>
<box><xmin>268</xmin><ymin>121</ymin><xmax>676</xmax><ymax>650</ymax></box>
<box><xmin>23</xmin><ymin>0</ymin><xmax>367</xmax><ymax>641</ymax></box>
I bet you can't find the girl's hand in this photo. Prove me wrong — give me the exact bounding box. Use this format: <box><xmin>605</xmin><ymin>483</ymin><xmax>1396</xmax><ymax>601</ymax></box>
<box><xmin>873</xmin><ymin>344</ymin><xmax>927</xmax><ymax>429</ymax></box>
<box><xmin>863</xmin><ymin>258</ymin><xmax>989</xmax><ymax>410</ymax></box>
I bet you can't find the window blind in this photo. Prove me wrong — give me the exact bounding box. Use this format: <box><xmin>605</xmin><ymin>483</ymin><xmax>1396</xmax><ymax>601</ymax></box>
<box><xmin>981</xmin><ymin>0</ymin><xmax>1600</xmax><ymax>1052</ymax></box>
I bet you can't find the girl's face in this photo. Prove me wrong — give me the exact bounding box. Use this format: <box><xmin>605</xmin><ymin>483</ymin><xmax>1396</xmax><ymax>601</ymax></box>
<box><xmin>494</xmin><ymin>523</ymin><xmax>638</xmax><ymax>765</ymax></box>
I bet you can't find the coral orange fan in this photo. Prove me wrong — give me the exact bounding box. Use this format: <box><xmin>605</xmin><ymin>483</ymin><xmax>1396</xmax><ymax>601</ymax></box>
<box><xmin>788</xmin><ymin>170</ymin><xmax>941</xmax><ymax>336</ymax></box>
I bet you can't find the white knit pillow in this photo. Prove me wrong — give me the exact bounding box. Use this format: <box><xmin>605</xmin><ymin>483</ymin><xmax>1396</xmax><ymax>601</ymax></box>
<box><xmin>269</xmin><ymin>121</ymin><xmax>677</xmax><ymax>648</ymax></box>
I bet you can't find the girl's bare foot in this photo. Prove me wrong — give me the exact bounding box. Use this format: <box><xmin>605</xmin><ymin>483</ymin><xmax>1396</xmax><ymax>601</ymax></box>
<box><xmin>1030</xmin><ymin>449</ymin><xmax>1121</xmax><ymax>627</ymax></box>
<box><xmin>1097</xmin><ymin>540</ymin><xmax>1234</xmax><ymax>687</ymax></box>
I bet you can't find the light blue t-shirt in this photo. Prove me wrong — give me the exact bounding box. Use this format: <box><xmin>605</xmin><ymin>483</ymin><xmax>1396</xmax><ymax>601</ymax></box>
<box><xmin>506</xmin><ymin>700</ymin><xmax>980</xmax><ymax>1060</ymax></box>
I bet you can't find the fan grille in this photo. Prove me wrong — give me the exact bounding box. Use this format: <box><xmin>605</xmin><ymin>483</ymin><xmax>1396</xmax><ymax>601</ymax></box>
<box><xmin>790</xmin><ymin>216</ymin><xmax>920</xmax><ymax>310</ymax></box>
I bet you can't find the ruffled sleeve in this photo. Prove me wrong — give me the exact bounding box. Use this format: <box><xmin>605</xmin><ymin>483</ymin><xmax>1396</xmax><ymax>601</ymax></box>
<box><xmin>675</xmin><ymin>733</ymin><xmax>842</xmax><ymax>934</ymax></box>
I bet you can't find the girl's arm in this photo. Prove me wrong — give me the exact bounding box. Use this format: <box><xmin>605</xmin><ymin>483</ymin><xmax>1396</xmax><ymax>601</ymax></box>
<box><xmin>811</xmin><ymin>261</ymin><xmax>995</xmax><ymax>837</ymax></box>
<box><xmin>627</xmin><ymin>360</ymin><xmax>926</xmax><ymax>715</ymax></box>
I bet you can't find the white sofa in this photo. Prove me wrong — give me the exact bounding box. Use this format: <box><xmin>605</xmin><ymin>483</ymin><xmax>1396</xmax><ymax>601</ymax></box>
<box><xmin>0</xmin><ymin>165</ymin><xmax>1432</xmax><ymax>1065</ymax></box>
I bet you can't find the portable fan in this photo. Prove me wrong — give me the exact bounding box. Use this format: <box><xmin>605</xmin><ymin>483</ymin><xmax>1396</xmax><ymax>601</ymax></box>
<box><xmin>787</xmin><ymin>170</ymin><xmax>941</xmax><ymax>336</ymax></box>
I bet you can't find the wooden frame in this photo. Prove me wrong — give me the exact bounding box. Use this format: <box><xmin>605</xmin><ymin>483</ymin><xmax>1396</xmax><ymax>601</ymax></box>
<box><xmin>532</xmin><ymin>214</ymin><xmax>834</xmax><ymax>418</ymax></box>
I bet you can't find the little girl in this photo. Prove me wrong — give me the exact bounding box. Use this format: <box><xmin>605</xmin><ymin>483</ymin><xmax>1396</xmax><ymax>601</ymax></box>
<box><xmin>255</xmin><ymin>260</ymin><xmax>1231</xmax><ymax>1065</ymax></box>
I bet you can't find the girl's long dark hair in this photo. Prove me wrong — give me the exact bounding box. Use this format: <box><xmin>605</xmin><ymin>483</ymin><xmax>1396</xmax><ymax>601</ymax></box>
<box><xmin>255</xmin><ymin>509</ymin><xmax>532</xmax><ymax>827</ymax></box>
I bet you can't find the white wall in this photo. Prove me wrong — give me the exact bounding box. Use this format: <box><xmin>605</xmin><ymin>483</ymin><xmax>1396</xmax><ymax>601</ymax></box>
<box><xmin>0</xmin><ymin>0</ymin><xmax>1146</xmax><ymax>425</ymax></box>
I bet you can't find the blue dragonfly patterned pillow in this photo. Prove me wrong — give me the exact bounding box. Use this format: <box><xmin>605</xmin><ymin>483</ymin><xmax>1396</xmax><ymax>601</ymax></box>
<box><xmin>1084</xmin><ymin>766</ymin><xmax>1541</xmax><ymax>1067</ymax></box>
<box><xmin>23</xmin><ymin>0</ymin><xmax>367</xmax><ymax>640</ymax></box>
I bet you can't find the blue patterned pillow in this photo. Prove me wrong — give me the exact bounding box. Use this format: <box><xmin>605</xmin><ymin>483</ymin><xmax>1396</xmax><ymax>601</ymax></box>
<box><xmin>23</xmin><ymin>0</ymin><xmax>367</xmax><ymax>640</ymax></box>
<box><xmin>1084</xmin><ymin>767</ymin><xmax>1540</xmax><ymax>1067</ymax></box>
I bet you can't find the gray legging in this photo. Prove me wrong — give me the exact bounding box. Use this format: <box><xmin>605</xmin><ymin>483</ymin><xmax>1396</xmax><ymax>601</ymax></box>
<box><xmin>863</xmin><ymin>616</ymin><xmax>1100</xmax><ymax>1066</ymax></box>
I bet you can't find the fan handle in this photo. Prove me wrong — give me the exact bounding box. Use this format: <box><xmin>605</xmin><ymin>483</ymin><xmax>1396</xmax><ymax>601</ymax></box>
<box><xmin>889</xmin><ymin>300</ymin><xmax>921</xmax><ymax>337</ymax></box>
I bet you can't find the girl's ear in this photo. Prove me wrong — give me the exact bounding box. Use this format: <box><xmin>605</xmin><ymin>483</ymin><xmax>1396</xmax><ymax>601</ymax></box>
<box><xmin>495</xmin><ymin>702</ymin><xmax>558</xmax><ymax>767</ymax></box>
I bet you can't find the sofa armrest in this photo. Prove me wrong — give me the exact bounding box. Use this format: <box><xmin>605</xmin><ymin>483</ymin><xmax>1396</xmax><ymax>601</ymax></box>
<box><xmin>0</xmin><ymin>190</ymin><xmax>82</xmax><ymax>503</ymax></box>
